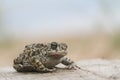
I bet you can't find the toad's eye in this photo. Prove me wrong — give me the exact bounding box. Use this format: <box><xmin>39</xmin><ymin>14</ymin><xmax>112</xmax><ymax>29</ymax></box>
<box><xmin>51</xmin><ymin>42</ymin><xmax>58</xmax><ymax>50</ymax></box>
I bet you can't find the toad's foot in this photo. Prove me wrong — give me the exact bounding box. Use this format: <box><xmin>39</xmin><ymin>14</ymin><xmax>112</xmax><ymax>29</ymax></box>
<box><xmin>66</xmin><ymin>63</ymin><xmax>81</xmax><ymax>70</ymax></box>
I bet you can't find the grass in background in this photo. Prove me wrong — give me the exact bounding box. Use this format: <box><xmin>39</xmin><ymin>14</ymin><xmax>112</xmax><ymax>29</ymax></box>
<box><xmin>112</xmin><ymin>32</ymin><xmax>120</xmax><ymax>51</ymax></box>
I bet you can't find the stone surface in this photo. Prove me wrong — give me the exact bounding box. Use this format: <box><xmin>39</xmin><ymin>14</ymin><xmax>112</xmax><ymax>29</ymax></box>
<box><xmin>0</xmin><ymin>59</ymin><xmax>120</xmax><ymax>80</ymax></box>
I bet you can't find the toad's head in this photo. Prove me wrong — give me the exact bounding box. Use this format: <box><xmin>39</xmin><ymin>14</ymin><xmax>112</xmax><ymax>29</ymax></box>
<box><xmin>46</xmin><ymin>42</ymin><xmax>68</xmax><ymax>59</ymax></box>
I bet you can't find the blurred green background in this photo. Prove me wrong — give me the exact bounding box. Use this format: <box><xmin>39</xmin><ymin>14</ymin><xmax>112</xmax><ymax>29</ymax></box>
<box><xmin>0</xmin><ymin>0</ymin><xmax>120</xmax><ymax>67</ymax></box>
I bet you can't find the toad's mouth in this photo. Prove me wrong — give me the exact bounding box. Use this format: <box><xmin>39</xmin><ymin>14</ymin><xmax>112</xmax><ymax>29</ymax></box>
<box><xmin>47</xmin><ymin>52</ymin><xmax>67</xmax><ymax>58</ymax></box>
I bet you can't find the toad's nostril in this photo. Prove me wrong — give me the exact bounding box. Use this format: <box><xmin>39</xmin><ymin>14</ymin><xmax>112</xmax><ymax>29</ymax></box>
<box><xmin>51</xmin><ymin>42</ymin><xmax>58</xmax><ymax>50</ymax></box>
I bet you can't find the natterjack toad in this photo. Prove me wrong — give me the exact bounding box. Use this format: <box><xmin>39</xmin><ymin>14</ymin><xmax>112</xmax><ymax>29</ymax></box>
<box><xmin>13</xmin><ymin>42</ymin><xmax>78</xmax><ymax>72</ymax></box>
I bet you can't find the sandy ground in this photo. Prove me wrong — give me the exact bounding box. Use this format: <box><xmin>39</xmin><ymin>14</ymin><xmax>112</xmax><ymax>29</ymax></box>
<box><xmin>0</xmin><ymin>59</ymin><xmax>120</xmax><ymax>80</ymax></box>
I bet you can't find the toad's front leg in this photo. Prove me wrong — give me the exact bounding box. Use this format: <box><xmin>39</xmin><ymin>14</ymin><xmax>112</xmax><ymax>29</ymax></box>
<box><xmin>60</xmin><ymin>57</ymin><xmax>80</xmax><ymax>69</ymax></box>
<box><xmin>30</xmin><ymin>56</ymin><xmax>56</xmax><ymax>72</ymax></box>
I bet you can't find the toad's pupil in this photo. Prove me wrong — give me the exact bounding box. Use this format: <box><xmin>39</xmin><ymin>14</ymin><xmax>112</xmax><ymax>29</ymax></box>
<box><xmin>51</xmin><ymin>42</ymin><xmax>57</xmax><ymax>50</ymax></box>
